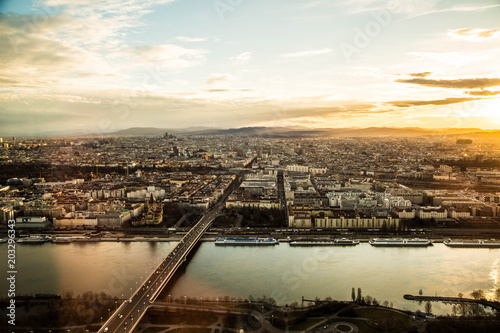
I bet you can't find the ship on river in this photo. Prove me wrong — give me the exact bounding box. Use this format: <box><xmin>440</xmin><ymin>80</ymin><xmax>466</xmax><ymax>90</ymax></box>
<box><xmin>17</xmin><ymin>235</ymin><xmax>51</xmax><ymax>244</ymax></box>
<box><xmin>215</xmin><ymin>238</ymin><xmax>279</xmax><ymax>245</ymax></box>
<box><xmin>290</xmin><ymin>238</ymin><xmax>359</xmax><ymax>246</ymax></box>
<box><xmin>52</xmin><ymin>236</ymin><xmax>72</xmax><ymax>243</ymax></box>
<box><xmin>369</xmin><ymin>238</ymin><xmax>433</xmax><ymax>247</ymax></box>
<box><xmin>444</xmin><ymin>239</ymin><xmax>500</xmax><ymax>248</ymax></box>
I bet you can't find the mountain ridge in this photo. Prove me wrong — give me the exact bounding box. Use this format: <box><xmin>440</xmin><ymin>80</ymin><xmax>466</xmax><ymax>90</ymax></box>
<box><xmin>105</xmin><ymin>126</ymin><xmax>500</xmax><ymax>138</ymax></box>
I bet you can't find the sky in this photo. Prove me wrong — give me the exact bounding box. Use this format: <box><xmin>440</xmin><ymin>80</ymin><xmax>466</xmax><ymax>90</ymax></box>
<box><xmin>1</xmin><ymin>0</ymin><xmax>500</xmax><ymax>136</ymax></box>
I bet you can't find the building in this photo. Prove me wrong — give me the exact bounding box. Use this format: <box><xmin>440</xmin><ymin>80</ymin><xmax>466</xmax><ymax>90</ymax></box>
<box><xmin>54</xmin><ymin>216</ymin><xmax>98</xmax><ymax>228</ymax></box>
<box><xmin>97</xmin><ymin>212</ymin><xmax>129</xmax><ymax>228</ymax></box>
<box><xmin>418</xmin><ymin>207</ymin><xmax>448</xmax><ymax>219</ymax></box>
<box><xmin>288</xmin><ymin>206</ymin><xmax>400</xmax><ymax>230</ymax></box>
<box><xmin>0</xmin><ymin>206</ymin><xmax>14</xmax><ymax>223</ymax></box>
<box><xmin>133</xmin><ymin>195</ymin><xmax>163</xmax><ymax>226</ymax></box>
<box><xmin>14</xmin><ymin>217</ymin><xmax>50</xmax><ymax>228</ymax></box>
<box><xmin>288</xmin><ymin>206</ymin><xmax>313</xmax><ymax>228</ymax></box>
<box><xmin>286</xmin><ymin>165</ymin><xmax>309</xmax><ymax>173</ymax></box>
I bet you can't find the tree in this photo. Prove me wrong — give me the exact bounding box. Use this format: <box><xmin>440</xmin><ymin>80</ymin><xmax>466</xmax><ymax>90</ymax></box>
<box><xmin>372</xmin><ymin>298</ymin><xmax>379</xmax><ymax>306</ymax></box>
<box><xmin>470</xmin><ymin>289</ymin><xmax>486</xmax><ymax>300</ymax></box>
<box><xmin>459</xmin><ymin>303</ymin><xmax>467</xmax><ymax>316</ymax></box>
<box><xmin>357</xmin><ymin>287</ymin><xmax>362</xmax><ymax>303</ymax></box>
<box><xmin>458</xmin><ymin>292</ymin><xmax>463</xmax><ymax>299</ymax></box>
<box><xmin>365</xmin><ymin>295</ymin><xmax>373</xmax><ymax>306</ymax></box>
<box><xmin>351</xmin><ymin>287</ymin><xmax>356</xmax><ymax>302</ymax></box>
<box><xmin>419</xmin><ymin>289</ymin><xmax>423</xmax><ymax>296</ymax></box>
<box><xmin>451</xmin><ymin>304</ymin><xmax>457</xmax><ymax>316</ymax></box>
<box><xmin>495</xmin><ymin>288</ymin><xmax>500</xmax><ymax>301</ymax></box>
<box><xmin>383</xmin><ymin>300</ymin><xmax>389</xmax><ymax>307</ymax></box>
<box><xmin>425</xmin><ymin>301</ymin><xmax>432</xmax><ymax>314</ymax></box>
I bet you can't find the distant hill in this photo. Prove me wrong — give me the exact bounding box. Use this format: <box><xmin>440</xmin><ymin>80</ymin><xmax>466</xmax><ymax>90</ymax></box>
<box><xmin>109</xmin><ymin>126</ymin><xmax>221</xmax><ymax>136</ymax></box>
<box><xmin>105</xmin><ymin>126</ymin><xmax>499</xmax><ymax>138</ymax></box>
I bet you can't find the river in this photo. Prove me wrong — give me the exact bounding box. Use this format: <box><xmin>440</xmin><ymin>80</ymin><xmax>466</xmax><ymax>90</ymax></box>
<box><xmin>1</xmin><ymin>241</ymin><xmax>499</xmax><ymax>315</ymax></box>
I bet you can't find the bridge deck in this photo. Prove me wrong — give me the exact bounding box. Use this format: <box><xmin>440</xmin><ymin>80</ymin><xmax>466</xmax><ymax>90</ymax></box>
<box><xmin>98</xmin><ymin>203</ymin><xmax>225</xmax><ymax>333</ymax></box>
<box><xmin>404</xmin><ymin>294</ymin><xmax>500</xmax><ymax>311</ymax></box>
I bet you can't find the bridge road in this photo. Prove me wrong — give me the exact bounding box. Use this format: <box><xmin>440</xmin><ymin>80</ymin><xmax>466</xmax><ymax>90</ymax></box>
<box><xmin>98</xmin><ymin>176</ymin><xmax>241</xmax><ymax>333</ymax></box>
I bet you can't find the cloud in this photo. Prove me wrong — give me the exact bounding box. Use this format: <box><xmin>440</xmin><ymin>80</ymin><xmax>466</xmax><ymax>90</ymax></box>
<box><xmin>0</xmin><ymin>13</ymin><xmax>109</xmax><ymax>88</ymax></box>
<box><xmin>129</xmin><ymin>44</ymin><xmax>207</xmax><ymax>68</ymax></box>
<box><xmin>175</xmin><ymin>36</ymin><xmax>208</xmax><ymax>42</ymax></box>
<box><xmin>396</xmin><ymin>78</ymin><xmax>500</xmax><ymax>89</ymax></box>
<box><xmin>230</xmin><ymin>52</ymin><xmax>252</xmax><ymax>64</ymax></box>
<box><xmin>205</xmin><ymin>74</ymin><xmax>237</xmax><ymax>85</ymax></box>
<box><xmin>0</xmin><ymin>0</ymin><xmax>186</xmax><ymax>91</ymax></box>
<box><xmin>408</xmin><ymin>72</ymin><xmax>432</xmax><ymax>78</ymax></box>
<box><xmin>388</xmin><ymin>97</ymin><xmax>479</xmax><ymax>108</ymax></box>
<box><xmin>409</xmin><ymin>51</ymin><xmax>472</xmax><ymax>66</ymax></box>
<box><xmin>324</xmin><ymin>0</ymin><xmax>500</xmax><ymax>18</ymax></box>
<box><xmin>279</xmin><ymin>48</ymin><xmax>332</xmax><ymax>58</ymax></box>
<box><xmin>203</xmin><ymin>89</ymin><xmax>256</xmax><ymax>93</ymax></box>
<box><xmin>411</xmin><ymin>3</ymin><xmax>500</xmax><ymax>19</ymax></box>
<box><xmin>448</xmin><ymin>28</ymin><xmax>500</xmax><ymax>42</ymax></box>
<box><xmin>465</xmin><ymin>90</ymin><xmax>500</xmax><ymax>96</ymax></box>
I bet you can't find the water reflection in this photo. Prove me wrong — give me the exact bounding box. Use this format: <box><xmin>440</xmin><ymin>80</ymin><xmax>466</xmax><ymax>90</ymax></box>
<box><xmin>1</xmin><ymin>242</ymin><xmax>499</xmax><ymax>315</ymax></box>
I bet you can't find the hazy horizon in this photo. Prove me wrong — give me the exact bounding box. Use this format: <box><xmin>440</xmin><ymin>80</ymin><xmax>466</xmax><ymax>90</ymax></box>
<box><xmin>1</xmin><ymin>0</ymin><xmax>500</xmax><ymax>136</ymax></box>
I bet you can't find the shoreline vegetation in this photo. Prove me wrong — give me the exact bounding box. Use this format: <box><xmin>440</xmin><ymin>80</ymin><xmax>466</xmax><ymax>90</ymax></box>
<box><xmin>1</xmin><ymin>289</ymin><xmax>499</xmax><ymax>332</ymax></box>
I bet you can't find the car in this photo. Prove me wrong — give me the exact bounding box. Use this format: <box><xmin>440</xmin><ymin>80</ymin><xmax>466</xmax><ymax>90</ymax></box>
<box><xmin>128</xmin><ymin>299</ymin><xmax>132</xmax><ymax>303</ymax></box>
<box><xmin>119</xmin><ymin>314</ymin><xmax>123</xmax><ymax>318</ymax></box>
<box><xmin>104</xmin><ymin>328</ymin><xmax>108</xmax><ymax>332</ymax></box>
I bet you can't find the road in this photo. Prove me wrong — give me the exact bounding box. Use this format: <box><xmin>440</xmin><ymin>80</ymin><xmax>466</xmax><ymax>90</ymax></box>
<box><xmin>277</xmin><ymin>169</ymin><xmax>287</xmax><ymax>227</ymax></box>
<box><xmin>98</xmin><ymin>178</ymin><xmax>240</xmax><ymax>333</ymax></box>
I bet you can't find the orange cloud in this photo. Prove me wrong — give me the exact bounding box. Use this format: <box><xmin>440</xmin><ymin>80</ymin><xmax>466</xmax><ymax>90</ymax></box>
<box><xmin>396</xmin><ymin>78</ymin><xmax>500</xmax><ymax>89</ymax></box>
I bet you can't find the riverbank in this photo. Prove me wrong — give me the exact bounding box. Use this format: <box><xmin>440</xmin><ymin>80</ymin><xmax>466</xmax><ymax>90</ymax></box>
<box><xmin>8</xmin><ymin>230</ymin><xmax>500</xmax><ymax>244</ymax></box>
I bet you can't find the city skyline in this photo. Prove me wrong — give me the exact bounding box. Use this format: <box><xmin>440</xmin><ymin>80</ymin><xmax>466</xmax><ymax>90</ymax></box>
<box><xmin>1</xmin><ymin>0</ymin><xmax>500</xmax><ymax>136</ymax></box>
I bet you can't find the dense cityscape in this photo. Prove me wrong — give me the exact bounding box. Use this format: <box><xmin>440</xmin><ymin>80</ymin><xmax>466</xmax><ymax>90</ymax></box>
<box><xmin>2</xmin><ymin>0</ymin><xmax>500</xmax><ymax>331</ymax></box>
<box><xmin>2</xmin><ymin>130</ymin><xmax>500</xmax><ymax>331</ymax></box>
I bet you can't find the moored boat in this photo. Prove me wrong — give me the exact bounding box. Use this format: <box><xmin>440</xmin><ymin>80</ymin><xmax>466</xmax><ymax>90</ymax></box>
<box><xmin>290</xmin><ymin>238</ymin><xmax>359</xmax><ymax>246</ymax></box>
<box><xmin>444</xmin><ymin>239</ymin><xmax>500</xmax><ymax>248</ymax></box>
<box><xmin>53</xmin><ymin>237</ymin><xmax>72</xmax><ymax>243</ymax></box>
<box><xmin>369</xmin><ymin>238</ymin><xmax>432</xmax><ymax>247</ymax></box>
<box><xmin>17</xmin><ymin>235</ymin><xmax>51</xmax><ymax>244</ymax></box>
<box><xmin>214</xmin><ymin>237</ymin><xmax>279</xmax><ymax>245</ymax></box>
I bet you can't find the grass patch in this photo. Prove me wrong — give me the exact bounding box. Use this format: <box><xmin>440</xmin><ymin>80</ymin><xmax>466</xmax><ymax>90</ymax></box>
<box><xmin>353</xmin><ymin>307</ymin><xmax>412</xmax><ymax>331</ymax></box>
<box><xmin>144</xmin><ymin>309</ymin><xmax>218</xmax><ymax>326</ymax></box>
<box><xmin>325</xmin><ymin>318</ymin><xmax>375</xmax><ymax>333</ymax></box>
<box><xmin>288</xmin><ymin>318</ymin><xmax>325</xmax><ymax>331</ymax></box>
<box><xmin>222</xmin><ymin>314</ymin><xmax>261</xmax><ymax>331</ymax></box>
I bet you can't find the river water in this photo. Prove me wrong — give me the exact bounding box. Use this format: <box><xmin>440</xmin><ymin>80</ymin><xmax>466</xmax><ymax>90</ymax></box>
<box><xmin>1</xmin><ymin>241</ymin><xmax>499</xmax><ymax>314</ymax></box>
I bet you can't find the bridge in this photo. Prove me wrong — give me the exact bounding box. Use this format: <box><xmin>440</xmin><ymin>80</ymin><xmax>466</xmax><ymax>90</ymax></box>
<box><xmin>98</xmin><ymin>177</ymin><xmax>240</xmax><ymax>333</ymax></box>
<box><xmin>404</xmin><ymin>294</ymin><xmax>500</xmax><ymax>312</ymax></box>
